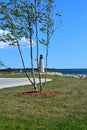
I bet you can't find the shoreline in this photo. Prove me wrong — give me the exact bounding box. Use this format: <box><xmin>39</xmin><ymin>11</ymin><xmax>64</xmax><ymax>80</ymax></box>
<box><xmin>0</xmin><ymin>71</ymin><xmax>87</xmax><ymax>79</ymax></box>
<box><xmin>41</xmin><ymin>72</ymin><xmax>87</xmax><ymax>79</ymax></box>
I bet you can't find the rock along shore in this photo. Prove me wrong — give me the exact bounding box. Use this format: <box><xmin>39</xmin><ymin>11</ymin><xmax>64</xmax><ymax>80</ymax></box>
<box><xmin>40</xmin><ymin>72</ymin><xmax>87</xmax><ymax>79</ymax></box>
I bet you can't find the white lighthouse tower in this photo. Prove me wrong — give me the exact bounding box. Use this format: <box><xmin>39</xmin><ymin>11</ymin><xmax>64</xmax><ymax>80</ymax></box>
<box><xmin>39</xmin><ymin>54</ymin><xmax>44</xmax><ymax>73</ymax></box>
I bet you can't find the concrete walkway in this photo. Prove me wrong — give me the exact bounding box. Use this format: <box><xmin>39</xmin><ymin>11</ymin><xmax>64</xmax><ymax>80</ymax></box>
<box><xmin>0</xmin><ymin>78</ymin><xmax>52</xmax><ymax>89</ymax></box>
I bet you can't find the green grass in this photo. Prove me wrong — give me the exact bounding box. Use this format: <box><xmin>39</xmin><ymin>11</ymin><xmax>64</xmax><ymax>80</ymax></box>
<box><xmin>0</xmin><ymin>74</ymin><xmax>87</xmax><ymax>130</ymax></box>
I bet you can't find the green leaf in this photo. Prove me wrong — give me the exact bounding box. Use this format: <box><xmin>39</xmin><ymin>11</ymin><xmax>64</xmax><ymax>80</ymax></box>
<box><xmin>56</xmin><ymin>12</ymin><xmax>62</xmax><ymax>17</ymax></box>
<box><xmin>39</xmin><ymin>39</ymin><xmax>47</xmax><ymax>46</ymax></box>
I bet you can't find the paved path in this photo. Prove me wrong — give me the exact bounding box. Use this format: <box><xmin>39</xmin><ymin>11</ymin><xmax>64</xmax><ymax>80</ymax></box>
<box><xmin>0</xmin><ymin>78</ymin><xmax>52</xmax><ymax>89</ymax></box>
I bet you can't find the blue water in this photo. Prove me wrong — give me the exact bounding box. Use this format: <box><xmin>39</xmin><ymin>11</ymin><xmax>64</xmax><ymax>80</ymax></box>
<box><xmin>16</xmin><ymin>68</ymin><xmax>87</xmax><ymax>75</ymax></box>
<box><xmin>47</xmin><ymin>69</ymin><xmax>87</xmax><ymax>75</ymax></box>
<box><xmin>1</xmin><ymin>68</ymin><xmax>87</xmax><ymax>75</ymax></box>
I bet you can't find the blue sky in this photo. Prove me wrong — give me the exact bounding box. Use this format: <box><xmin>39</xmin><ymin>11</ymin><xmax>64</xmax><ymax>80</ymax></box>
<box><xmin>0</xmin><ymin>0</ymin><xmax>87</xmax><ymax>69</ymax></box>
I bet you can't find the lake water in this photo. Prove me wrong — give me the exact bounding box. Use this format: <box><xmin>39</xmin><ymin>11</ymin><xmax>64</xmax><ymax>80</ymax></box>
<box><xmin>17</xmin><ymin>68</ymin><xmax>87</xmax><ymax>75</ymax></box>
<box><xmin>1</xmin><ymin>68</ymin><xmax>87</xmax><ymax>75</ymax></box>
<box><xmin>47</xmin><ymin>69</ymin><xmax>87</xmax><ymax>75</ymax></box>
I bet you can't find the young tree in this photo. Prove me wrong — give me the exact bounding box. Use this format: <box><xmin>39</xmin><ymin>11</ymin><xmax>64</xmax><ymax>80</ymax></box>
<box><xmin>0</xmin><ymin>0</ymin><xmax>61</xmax><ymax>91</ymax></box>
<box><xmin>40</xmin><ymin>0</ymin><xmax>62</xmax><ymax>87</ymax></box>
<box><xmin>34</xmin><ymin>0</ymin><xmax>44</xmax><ymax>91</ymax></box>
<box><xmin>0</xmin><ymin>0</ymin><xmax>37</xmax><ymax>91</ymax></box>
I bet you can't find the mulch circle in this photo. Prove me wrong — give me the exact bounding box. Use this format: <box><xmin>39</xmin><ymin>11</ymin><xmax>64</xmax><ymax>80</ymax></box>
<box><xmin>18</xmin><ymin>91</ymin><xmax>62</xmax><ymax>97</ymax></box>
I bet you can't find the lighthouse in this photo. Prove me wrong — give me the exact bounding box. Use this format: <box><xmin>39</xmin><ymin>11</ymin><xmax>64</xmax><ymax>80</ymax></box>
<box><xmin>39</xmin><ymin>54</ymin><xmax>44</xmax><ymax>73</ymax></box>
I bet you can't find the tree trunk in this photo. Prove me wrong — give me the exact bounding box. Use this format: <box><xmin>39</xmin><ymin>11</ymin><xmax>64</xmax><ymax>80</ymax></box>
<box><xmin>16</xmin><ymin>41</ymin><xmax>35</xmax><ymax>86</ymax></box>
<box><xmin>34</xmin><ymin>0</ymin><xmax>43</xmax><ymax>91</ymax></box>
<box><xmin>44</xmin><ymin>24</ymin><xmax>49</xmax><ymax>87</ymax></box>
<box><xmin>30</xmin><ymin>31</ymin><xmax>37</xmax><ymax>91</ymax></box>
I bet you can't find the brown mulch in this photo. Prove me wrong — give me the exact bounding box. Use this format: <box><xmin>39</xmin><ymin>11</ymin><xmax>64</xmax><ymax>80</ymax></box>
<box><xmin>19</xmin><ymin>91</ymin><xmax>62</xmax><ymax>97</ymax></box>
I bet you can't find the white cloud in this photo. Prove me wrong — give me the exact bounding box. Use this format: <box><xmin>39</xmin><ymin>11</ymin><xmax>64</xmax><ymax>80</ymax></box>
<box><xmin>0</xmin><ymin>29</ymin><xmax>9</xmax><ymax>35</ymax></box>
<box><xmin>19</xmin><ymin>37</ymin><xmax>34</xmax><ymax>48</ymax></box>
<box><xmin>0</xmin><ymin>29</ymin><xmax>34</xmax><ymax>49</ymax></box>
<box><xmin>0</xmin><ymin>30</ymin><xmax>11</xmax><ymax>48</ymax></box>
<box><xmin>0</xmin><ymin>42</ymin><xmax>10</xmax><ymax>49</ymax></box>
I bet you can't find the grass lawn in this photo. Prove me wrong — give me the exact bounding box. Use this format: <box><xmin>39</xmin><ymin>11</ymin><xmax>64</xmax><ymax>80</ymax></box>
<box><xmin>0</xmin><ymin>73</ymin><xmax>87</xmax><ymax>130</ymax></box>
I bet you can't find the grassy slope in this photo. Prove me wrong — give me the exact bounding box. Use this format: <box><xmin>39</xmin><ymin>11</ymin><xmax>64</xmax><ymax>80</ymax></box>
<box><xmin>0</xmin><ymin>74</ymin><xmax>87</xmax><ymax>130</ymax></box>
